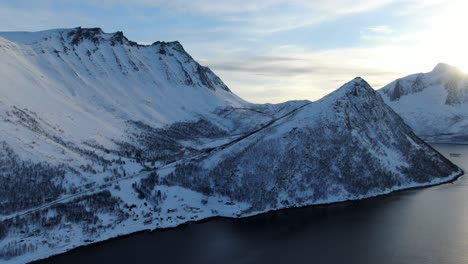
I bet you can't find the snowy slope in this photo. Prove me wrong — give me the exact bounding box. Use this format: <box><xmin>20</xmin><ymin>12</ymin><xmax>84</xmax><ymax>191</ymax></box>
<box><xmin>379</xmin><ymin>63</ymin><xmax>468</xmax><ymax>143</ymax></box>
<box><xmin>0</xmin><ymin>27</ymin><xmax>245</xmax><ymax>164</ymax></box>
<box><xmin>0</xmin><ymin>28</ymin><xmax>463</xmax><ymax>263</ymax></box>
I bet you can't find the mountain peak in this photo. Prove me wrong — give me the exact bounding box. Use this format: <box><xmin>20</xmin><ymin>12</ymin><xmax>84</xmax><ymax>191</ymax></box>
<box><xmin>431</xmin><ymin>63</ymin><xmax>461</xmax><ymax>75</ymax></box>
<box><xmin>319</xmin><ymin>77</ymin><xmax>378</xmax><ymax>107</ymax></box>
<box><xmin>66</xmin><ymin>27</ymin><xmax>142</xmax><ymax>47</ymax></box>
<box><xmin>65</xmin><ymin>27</ymin><xmax>187</xmax><ymax>48</ymax></box>
<box><xmin>349</xmin><ymin>76</ymin><xmax>369</xmax><ymax>86</ymax></box>
<box><xmin>337</xmin><ymin>77</ymin><xmax>374</xmax><ymax>96</ymax></box>
<box><xmin>67</xmin><ymin>27</ymin><xmax>104</xmax><ymax>45</ymax></box>
<box><xmin>74</xmin><ymin>26</ymin><xmax>104</xmax><ymax>34</ymax></box>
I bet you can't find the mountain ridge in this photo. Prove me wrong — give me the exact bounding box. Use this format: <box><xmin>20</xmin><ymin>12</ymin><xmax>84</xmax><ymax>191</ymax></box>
<box><xmin>0</xmin><ymin>27</ymin><xmax>180</xmax><ymax>47</ymax></box>
<box><xmin>0</xmin><ymin>27</ymin><xmax>245</xmax><ymax>162</ymax></box>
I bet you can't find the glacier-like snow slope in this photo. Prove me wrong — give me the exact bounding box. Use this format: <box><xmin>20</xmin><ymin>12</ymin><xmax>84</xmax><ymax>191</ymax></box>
<box><xmin>379</xmin><ymin>63</ymin><xmax>468</xmax><ymax>143</ymax></box>
<box><xmin>0</xmin><ymin>28</ymin><xmax>462</xmax><ymax>263</ymax></box>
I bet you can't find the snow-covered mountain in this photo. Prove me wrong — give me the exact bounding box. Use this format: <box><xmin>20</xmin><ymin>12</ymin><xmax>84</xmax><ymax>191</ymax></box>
<box><xmin>164</xmin><ymin>77</ymin><xmax>461</xmax><ymax>209</ymax></box>
<box><xmin>0</xmin><ymin>27</ymin><xmax>246</xmax><ymax>164</ymax></box>
<box><xmin>0</xmin><ymin>28</ymin><xmax>462</xmax><ymax>263</ymax></box>
<box><xmin>379</xmin><ymin>63</ymin><xmax>468</xmax><ymax>143</ymax></box>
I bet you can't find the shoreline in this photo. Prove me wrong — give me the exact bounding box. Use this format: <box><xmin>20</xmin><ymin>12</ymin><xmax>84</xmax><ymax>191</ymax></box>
<box><xmin>30</xmin><ymin>168</ymin><xmax>464</xmax><ymax>264</ymax></box>
<box><xmin>424</xmin><ymin>141</ymin><xmax>468</xmax><ymax>146</ymax></box>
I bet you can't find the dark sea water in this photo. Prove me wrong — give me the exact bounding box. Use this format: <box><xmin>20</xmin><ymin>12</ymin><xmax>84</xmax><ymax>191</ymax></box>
<box><xmin>37</xmin><ymin>144</ymin><xmax>468</xmax><ymax>264</ymax></box>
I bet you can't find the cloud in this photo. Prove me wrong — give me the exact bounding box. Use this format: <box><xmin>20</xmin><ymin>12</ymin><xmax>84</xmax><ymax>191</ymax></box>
<box><xmin>207</xmin><ymin>44</ymin><xmax>416</xmax><ymax>103</ymax></box>
<box><xmin>73</xmin><ymin>0</ymin><xmax>394</xmax><ymax>15</ymax></box>
<box><xmin>209</xmin><ymin>55</ymin><xmax>397</xmax><ymax>78</ymax></box>
<box><xmin>363</xmin><ymin>25</ymin><xmax>394</xmax><ymax>35</ymax></box>
<box><xmin>52</xmin><ymin>0</ymin><xmax>404</xmax><ymax>34</ymax></box>
<box><xmin>360</xmin><ymin>25</ymin><xmax>395</xmax><ymax>40</ymax></box>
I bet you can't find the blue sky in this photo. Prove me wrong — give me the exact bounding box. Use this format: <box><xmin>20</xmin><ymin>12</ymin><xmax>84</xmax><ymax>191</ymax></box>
<box><xmin>0</xmin><ymin>0</ymin><xmax>466</xmax><ymax>103</ymax></box>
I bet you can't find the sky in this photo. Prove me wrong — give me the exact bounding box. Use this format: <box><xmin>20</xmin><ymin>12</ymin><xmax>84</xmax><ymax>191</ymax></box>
<box><xmin>0</xmin><ymin>0</ymin><xmax>467</xmax><ymax>103</ymax></box>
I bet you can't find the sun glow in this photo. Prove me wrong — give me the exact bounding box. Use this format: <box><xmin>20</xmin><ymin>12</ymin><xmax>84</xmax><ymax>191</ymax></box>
<box><xmin>422</xmin><ymin>0</ymin><xmax>468</xmax><ymax>73</ymax></box>
<box><xmin>358</xmin><ymin>0</ymin><xmax>468</xmax><ymax>75</ymax></box>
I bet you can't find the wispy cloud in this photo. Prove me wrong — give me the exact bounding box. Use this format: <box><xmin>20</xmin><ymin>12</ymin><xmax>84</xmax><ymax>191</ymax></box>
<box><xmin>53</xmin><ymin>0</ymin><xmax>404</xmax><ymax>34</ymax></box>
<box><xmin>209</xmin><ymin>44</ymin><xmax>415</xmax><ymax>103</ymax></box>
<box><xmin>360</xmin><ymin>25</ymin><xmax>394</xmax><ymax>40</ymax></box>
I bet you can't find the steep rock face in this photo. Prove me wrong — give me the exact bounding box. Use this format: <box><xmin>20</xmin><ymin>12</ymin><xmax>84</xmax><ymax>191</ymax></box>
<box><xmin>379</xmin><ymin>63</ymin><xmax>468</xmax><ymax>142</ymax></box>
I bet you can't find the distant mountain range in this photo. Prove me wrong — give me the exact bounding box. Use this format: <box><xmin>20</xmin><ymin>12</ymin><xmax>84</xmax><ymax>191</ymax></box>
<box><xmin>0</xmin><ymin>28</ymin><xmax>462</xmax><ymax>263</ymax></box>
<box><xmin>379</xmin><ymin>63</ymin><xmax>468</xmax><ymax>143</ymax></box>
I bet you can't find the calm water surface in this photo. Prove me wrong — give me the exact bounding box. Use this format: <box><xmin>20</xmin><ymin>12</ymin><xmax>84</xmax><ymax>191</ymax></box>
<box><xmin>38</xmin><ymin>144</ymin><xmax>468</xmax><ymax>264</ymax></box>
